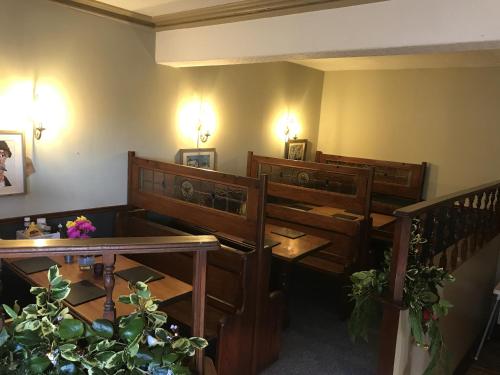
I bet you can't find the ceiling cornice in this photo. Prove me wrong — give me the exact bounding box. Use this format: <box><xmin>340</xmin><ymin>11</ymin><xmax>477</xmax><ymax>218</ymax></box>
<box><xmin>48</xmin><ymin>0</ymin><xmax>155</xmax><ymax>27</ymax></box>
<box><xmin>154</xmin><ymin>0</ymin><xmax>386</xmax><ymax>31</ymax></box>
<box><xmin>49</xmin><ymin>0</ymin><xmax>385</xmax><ymax>30</ymax></box>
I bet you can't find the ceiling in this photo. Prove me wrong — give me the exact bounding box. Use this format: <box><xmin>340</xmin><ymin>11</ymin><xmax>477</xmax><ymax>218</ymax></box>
<box><xmin>292</xmin><ymin>50</ymin><xmax>500</xmax><ymax>71</ymax></box>
<box><xmin>97</xmin><ymin>0</ymin><xmax>244</xmax><ymax>17</ymax></box>
<box><xmin>54</xmin><ymin>1</ymin><xmax>500</xmax><ymax>71</ymax></box>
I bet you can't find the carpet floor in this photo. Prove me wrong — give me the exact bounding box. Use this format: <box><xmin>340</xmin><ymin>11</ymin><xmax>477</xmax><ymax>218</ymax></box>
<box><xmin>262</xmin><ymin>268</ymin><xmax>379</xmax><ymax>375</ymax></box>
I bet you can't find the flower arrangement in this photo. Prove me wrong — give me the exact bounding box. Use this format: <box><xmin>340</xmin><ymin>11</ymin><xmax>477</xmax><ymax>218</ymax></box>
<box><xmin>66</xmin><ymin>216</ymin><xmax>96</xmax><ymax>239</ymax></box>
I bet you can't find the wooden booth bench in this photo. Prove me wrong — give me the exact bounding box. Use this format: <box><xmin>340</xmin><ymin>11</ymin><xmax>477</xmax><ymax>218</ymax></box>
<box><xmin>122</xmin><ymin>152</ymin><xmax>283</xmax><ymax>375</ymax></box>
<box><xmin>246</xmin><ymin>151</ymin><xmax>374</xmax><ymax>279</ymax></box>
<box><xmin>315</xmin><ymin>151</ymin><xmax>427</xmax><ymax>240</ymax></box>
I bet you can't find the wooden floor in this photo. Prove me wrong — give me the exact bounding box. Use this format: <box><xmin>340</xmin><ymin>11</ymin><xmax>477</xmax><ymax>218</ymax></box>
<box><xmin>467</xmin><ymin>328</ymin><xmax>500</xmax><ymax>375</ymax></box>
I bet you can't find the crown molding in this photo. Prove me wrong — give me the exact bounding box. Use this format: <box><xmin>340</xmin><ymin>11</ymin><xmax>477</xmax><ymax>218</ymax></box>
<box><xmin>154</xmin><ymin>0</ymin><xmax>386</xmax><ymax>31</ymax></box>
<box><xmin>49</xmin><ymin>0</ymin><xmax>384</xmax><ymax>30</ymax></box>
<box><xmin>48</xmin><ymin>0</ymin><xmax>154</xmax><ymax>27</ymax></box>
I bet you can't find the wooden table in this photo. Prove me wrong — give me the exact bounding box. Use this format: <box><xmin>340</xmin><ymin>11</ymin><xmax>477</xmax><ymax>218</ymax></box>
<box><xmin>4</xmin><ymin>255</ymin><xmax>192</xmax><ymax>323</ymax></box>
<box><xmin>265</xmin><ymin>223</ymin><xmax>330</xmax><ymax>262</ymax></box>
<box><xmin>307</xmin><ymin>205</ymin><xmax>396</xmax><ymax>229</ymax></box>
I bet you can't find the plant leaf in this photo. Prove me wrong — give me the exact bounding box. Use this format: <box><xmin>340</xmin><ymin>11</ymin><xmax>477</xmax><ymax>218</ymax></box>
<box><xmin>92</xmin><ymin>319</ymin><xmax>114</xmax><ymax>339</ymax></box>
<box><xmin>59</xmin><ymin>319</ymin><xmax>84</xmax><ymax>340</ymax></box>
<box><xmin>189</xmin><ymin>337</ymin><xmax>208</xmax><ymax>349</ymax></box>
<box><xmin>2</xmin><ymin>304</ymin><xmax>18</xmax><ymax>319</ymax></box>
<box><xmin>29</xmin><ymin>356</ymin><xmax>52</xmax><ymax>373</ymax></box>
<box><xmin>48</xmin><ymin>265</ymin><xmax>60</xmax><ymax>284</ymax></box>
<box><xmin>119</xmin><ymin>316</ymin><xmax>144</xmax><ymax>343</ymax></box>
<box><xmin>0</xmin><ymin>328</ymin><xmax>9</xmax><ymax>347</ymax></box>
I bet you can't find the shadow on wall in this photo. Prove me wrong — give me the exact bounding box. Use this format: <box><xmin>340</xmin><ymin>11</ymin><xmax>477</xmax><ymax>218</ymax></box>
<box><xmin>423</xmin><ymin>163</ymin><xmax>437</xmax><ymax>199</ymax></box>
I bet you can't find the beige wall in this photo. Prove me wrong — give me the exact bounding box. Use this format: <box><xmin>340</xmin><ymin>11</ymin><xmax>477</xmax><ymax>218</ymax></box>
<box><xmin>318</xmin><ymin>68</ymin><xmax>500</xmax><ymax>198</ymax></box>
<box><xmin>0</xmin><ymin>0</ymin><xmax>323</xmax><ymax>219</ymax></box>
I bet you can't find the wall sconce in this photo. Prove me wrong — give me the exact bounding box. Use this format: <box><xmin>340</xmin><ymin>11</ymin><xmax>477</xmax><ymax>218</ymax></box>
<box><xmin>32</xmin><ymin>93</ymin><xmax>45</xmax><ymax>140</ymax></box>
<box><xmin>34</xmin><ymin>122</ymin><xmax>45</xmax><ymax>140</ymax></box>
<box><xmin>196</xmin><ymin>121</ymin><xmax>210</xmax><ymax>148</ymax></box>
<box><xmin>283</xmin><ymin>114</ymin><xmax>299</xmax><ymax>142</ymax></box>
<box><xmin>284</xmin><ymin>123</ymin><xmax>298</xmax><ymax>142</ymax></box>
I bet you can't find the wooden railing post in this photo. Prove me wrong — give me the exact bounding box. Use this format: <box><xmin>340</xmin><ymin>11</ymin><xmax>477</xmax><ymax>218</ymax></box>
<box><xmin>102</xmin><ymin>252</ymin><xmax>116</xmax><ymax>321</ymax></box>
<box><xmin>251</xmin><ymin>174</ymin><xmax>269</xmax><ymax>375</ymax></box>
<box><xmin>378</xmin><ymin>215</ymin><xmax>412</xmax><ymax>375</ymax></box>
<box><xmin>193</xmin><ymin>250</ymin><xmax>207</xmax><ymax>375</ymax></box>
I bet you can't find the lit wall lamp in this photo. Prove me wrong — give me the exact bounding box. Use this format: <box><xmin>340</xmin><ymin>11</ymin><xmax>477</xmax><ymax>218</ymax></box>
<box><xmin>34</xmin><ymin>122</ymin><xmax>45</xmax><ymax>140</ymax></box>
<box><xmin>196</xmin><ymin>120</ymin><xmax>210</xmax><ymax>148</ymax></box>
<box><xmin>283</xmin><ymin>114</ymin><xmax>299</xmax><ymax>142</ymax></box>
<box><xmin>32</xmin><ymin>93</ymin><xmax>45</xmax><ymax>140</ymax></box>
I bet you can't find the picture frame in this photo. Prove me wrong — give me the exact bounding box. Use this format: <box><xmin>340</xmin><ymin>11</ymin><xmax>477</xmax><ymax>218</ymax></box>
<box><xmin>0</xmin><ymin>131</ymin><xmax>26</xmax><ymax>196</ymax></box>
<box><xmin>179</xmin><ymin>148</ymin><xmax>217</xmax><ymax>170</ymax></box>
<box><xmin>285</xmin><ymin>139</ymin><xmax>308</xmax><ymax>161</ymax></box>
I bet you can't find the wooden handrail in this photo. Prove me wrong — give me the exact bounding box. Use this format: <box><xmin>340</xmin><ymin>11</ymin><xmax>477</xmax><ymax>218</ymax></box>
<box><xmin>394</xmin><ymin>179</ymin><xmax>500</xmax><ymax>218</ymax></box>
<box><xmin>378</xmin><ymin>180</ymin><xmax>500</xmax><ymax>375</ymax></box>
<box><xmin>0</xmin><ymin>235</ymin><xmax>220</xmax><ymax>375</ymax></box>
<box><xmin>0</xmin><ymin>236</ymin><xmax>219</xmax><ymax>257</ymax></box>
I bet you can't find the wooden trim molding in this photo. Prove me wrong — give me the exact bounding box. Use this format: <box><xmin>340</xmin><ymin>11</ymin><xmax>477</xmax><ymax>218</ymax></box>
<box><xmin>48</xmin><ymin>0</ymin><xmax>155</xmax><ymax>27</ymax></box>
<box><xmin>48</xmin><ymin>0</ymin><xmax>385</xmax><ymax>30</ymax></box>
<box><xmin>0</xmin><ymin>204</ymin><xmax>129</xmax><ymax>226</ymax></box>
<box><xmin>154</xmin><ymin>0</ymin><xmax>386</xmax><ymax>31</ymax></box>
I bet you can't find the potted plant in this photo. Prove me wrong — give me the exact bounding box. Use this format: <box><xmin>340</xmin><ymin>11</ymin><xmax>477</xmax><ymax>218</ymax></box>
<box><xmin>0</xmin><ymin>265</ymin><xmax>207</xmax><ymax>374</ymax></box>
<box><xmin>349</xmin><ymin>220</ymin><xmax>455</xmax><ymax>375</ymax></box>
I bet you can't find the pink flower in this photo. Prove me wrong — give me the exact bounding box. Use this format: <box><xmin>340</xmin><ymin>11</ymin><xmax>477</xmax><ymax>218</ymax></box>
<box><xmin>66</xmin><ymin>216</ymin><xmax>96</xmax><ymax>239</ymax></box>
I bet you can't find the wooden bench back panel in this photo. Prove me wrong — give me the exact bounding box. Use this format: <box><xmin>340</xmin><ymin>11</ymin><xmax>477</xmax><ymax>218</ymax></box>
<box><xmin>247</xmin><ymin>152</ymin><xmax>373</xmax><ymax>218</ymax></box>
<box><xmin>315</xmin><ymin>151</ymin><xmax>426</xmax><ymax>201</ymax></box>
<box><xmin>129</xmin><ymin>152</ymin><xmax>261</xmax><ymax>242</ymax></box>
<box><xmin>119</xmin><ymin>215</ymin><xmax>251</xmax><ymax>314</ymax></box>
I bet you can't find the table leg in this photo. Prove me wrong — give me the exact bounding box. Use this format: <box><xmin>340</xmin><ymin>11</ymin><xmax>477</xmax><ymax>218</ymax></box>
<box><xmin>103</xmin><ymin>253</ymin><xmax>116</xmax><ymax>322</ymax></box>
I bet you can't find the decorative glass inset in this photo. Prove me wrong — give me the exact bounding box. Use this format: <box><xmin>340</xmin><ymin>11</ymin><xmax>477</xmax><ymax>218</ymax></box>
<box><xmin>138</xmin><ymin>168</ymin><xmax>247</xmax><ymax>216</ymax></box>
<box><xmin>324</xmin><ymin>160</ymin><xmax>412</xmax><ymax>187</ymax></box>
<box><xmin>258</xmin><ymin>163</ymin><xmax>358</xmax><ymax>195</ymax></box>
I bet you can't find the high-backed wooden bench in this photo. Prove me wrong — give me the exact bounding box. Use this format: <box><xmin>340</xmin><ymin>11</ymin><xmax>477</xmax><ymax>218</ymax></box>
<box><xmin>247</xmin><ymin>151</ymin><xmax>374</xmax><ymax>276</ymax></box>
<box><xmin>315</xmin><ymin>151</ymin><xmax>427</xmax><ymax>214</ymax></box>
<box><xmin>125</xmin><ymin>152</ymin><xmax>283</xmax><ymax>375</ymax></box>
<box><xmin>315</xmin><ymin>151</ymin><xmax>427</xmax><ymax>240</ymax></box>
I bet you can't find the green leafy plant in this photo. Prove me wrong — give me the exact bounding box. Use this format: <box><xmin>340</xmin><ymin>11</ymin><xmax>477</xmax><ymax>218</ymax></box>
<box><xmin>0</xmin><ymin>265</ymin><xmax>207</xmax><ymax>374</ymax></box>
<box><xmin>349</xmin><ymin>220</ymin><xmax>455</xmax><ymax>375</ymax></box>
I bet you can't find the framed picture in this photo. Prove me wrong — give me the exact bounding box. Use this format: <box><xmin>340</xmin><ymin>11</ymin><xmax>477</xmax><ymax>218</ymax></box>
<box><xmin>0</xmin><ymin>131</ymin><xmax>26</xmax><ymax>196</ymax></box>
<box><xmin>285</xmin><ymin>139</ymin><xmax>308</xmax><ymax>161</ymax></box>
<box><xmin>179</xmin><ymin>148</ymin><xmax>216</xmax><ymax>170</ymax></box>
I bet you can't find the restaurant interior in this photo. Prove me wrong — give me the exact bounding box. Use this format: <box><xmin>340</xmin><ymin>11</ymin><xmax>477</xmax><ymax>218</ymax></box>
<box><xmin>1</xmin><ymin>1</ymin><xmax>500</xmax><ymax>374</ymax></box>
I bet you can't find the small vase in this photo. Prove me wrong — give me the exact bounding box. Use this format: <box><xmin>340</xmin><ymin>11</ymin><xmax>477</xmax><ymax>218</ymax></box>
<box><xmin>79</xmin><ymin>255</ymin><xmax>95</xmax><ymax>271</ymax></box>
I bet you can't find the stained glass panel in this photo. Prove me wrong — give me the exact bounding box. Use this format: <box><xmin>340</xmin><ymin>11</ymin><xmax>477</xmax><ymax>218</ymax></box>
<box><xmin>139</xmin><ymin>168</ymin><xmax>247</xmax><ymax>216</ymax></box>
<box><xmin>258</xmin><ymin>163</ymin><xmax>358</xmax><ymax>195</ymax></box>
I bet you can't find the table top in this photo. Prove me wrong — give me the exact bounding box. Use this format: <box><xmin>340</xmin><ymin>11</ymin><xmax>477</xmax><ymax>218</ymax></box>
<box><xmin>4</xmin><ymin>255</ymin><xmax>191</xmax><ymax>322</ymax></box>
<box><xmin>307</xmin><ymin>205</ymin><xmax>396</xmax><ymax>229</ymax></box>
<box><xmin>265</xmin><ymin>224</ymin><xmax>330</xmax><ymax>262</ymax></box>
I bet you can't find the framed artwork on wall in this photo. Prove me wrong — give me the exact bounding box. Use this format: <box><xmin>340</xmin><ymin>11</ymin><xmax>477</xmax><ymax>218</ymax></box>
<box><xmin>179</xmin><ymin>148</ymin><xmax>217</xmax><ymax>170</ymax></box>
<box><xmin>285</xmin><ymin>139</ymin><xmax>308</xmax><ymax>161</ymax></box>
<box><xmin>0</xmin><ymin>131</ymin><xmax>26</xmax><ymax>196</ymax></box>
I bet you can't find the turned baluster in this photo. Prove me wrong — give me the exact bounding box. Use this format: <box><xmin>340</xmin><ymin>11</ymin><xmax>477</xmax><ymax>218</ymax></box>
<box><xmin>477</xmin><ymin>192</ymin><xmax>485</xmax><ymax>248</ymax></box>
<box><xmin>192</xmin><ymin>250</ymin><xmax>207</xmax><ymax>375</ymax></box>
<box><xmin>471</xmin><ymin>194</ymin><xmax>479</xmax><ymax>252</ymax></box>
<box><xmin>102</xmin><ymin>253</ymin><xmax>116</xmax><ymax>322</ymax></box>
<box><xmin>487</xmin><ymin>190</ymin><xmax>496</xmax><ymax>240</ymax></box>
<box><xmin>459</xmin><ymin>199</ymin><xmax>469</xmax><ymax>263</ymax></box>
<box><xmin>439</xmin><ymin>206</ymin><xmax>450</xmax><ymax>269</ymax></box>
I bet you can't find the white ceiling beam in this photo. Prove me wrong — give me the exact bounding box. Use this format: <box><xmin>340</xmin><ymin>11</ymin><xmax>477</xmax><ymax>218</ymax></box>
<box><xmin>156</xmin><ymin>0</ymin><xmax>500</xmax><ymax>67</ymax></box>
